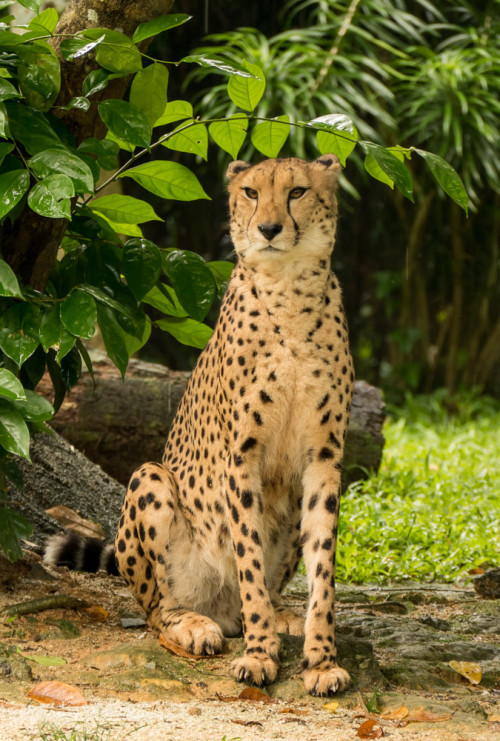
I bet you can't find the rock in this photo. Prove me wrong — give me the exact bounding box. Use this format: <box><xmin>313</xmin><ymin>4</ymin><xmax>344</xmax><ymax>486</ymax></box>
<box><xmin>473</xmin><ymin>568</ymin><xmax>500</xmax><ymax>599</ymax></box>
<box><xmin>418</xmin><ymin>615</ymin><xmax>451</xmax><ymax>631</ymax></box>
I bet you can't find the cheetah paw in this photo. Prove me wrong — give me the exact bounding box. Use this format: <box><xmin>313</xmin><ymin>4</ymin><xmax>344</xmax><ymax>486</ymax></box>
<box><xmin>274</xmin><ymin>609</ymin><xmax>305</xmax><ymax>637</ymax></box>
<box><xmin>302</xmin><ymin>663</ymin><xmax>350</xmax><ymax>696</ymax></box>
<box><xmin>232</xmin><ymin>654</ymin><xmax>279</xmax><ymax>686</ymax></box>
<box><xmin>162</xmin><ymin>614</ymin><xmax>224</xmax><ymax>656</ymax></box>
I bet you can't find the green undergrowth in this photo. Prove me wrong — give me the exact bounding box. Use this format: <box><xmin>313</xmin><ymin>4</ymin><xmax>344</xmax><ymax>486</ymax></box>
<box><xmin>336</xmin><ymin>390</ymin><xmax>500</xmax><ymax>584</ymax></box>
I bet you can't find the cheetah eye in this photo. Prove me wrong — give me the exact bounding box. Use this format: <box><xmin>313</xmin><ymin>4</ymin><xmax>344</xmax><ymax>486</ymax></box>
<box><xmin>289</xmin><ymin>187</ymin><xmax>307</xmax><ymax>199</ymax></box>
<box><xmin>244</xmin><ymin>187</ymin><xmax>258</xmax><ymax>199</ymax></box>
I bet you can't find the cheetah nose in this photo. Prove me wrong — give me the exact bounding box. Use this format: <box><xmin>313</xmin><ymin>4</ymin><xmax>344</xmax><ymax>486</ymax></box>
<box><xmin>258</xmin><ymin>223</ymin><xmax>283</xmax><ymax>241</ymax></box>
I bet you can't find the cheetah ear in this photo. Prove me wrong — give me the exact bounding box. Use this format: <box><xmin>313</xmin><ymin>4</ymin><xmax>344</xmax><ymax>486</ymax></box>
<box><xmin>226</xmin><ymin>160</ymin><xmax>252</xmax><ymax>181</ymax></box>
<box><xmin>312</xmin><ymin>154</ymin><xmax>342</xmax><ymax>189</ymax></box>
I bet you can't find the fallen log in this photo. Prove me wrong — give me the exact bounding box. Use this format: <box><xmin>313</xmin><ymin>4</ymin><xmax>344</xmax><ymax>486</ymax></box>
<box><xmin>38</xmin><ymin>351</ymin><xmax>385</xmax><ymax>489</ymax></box>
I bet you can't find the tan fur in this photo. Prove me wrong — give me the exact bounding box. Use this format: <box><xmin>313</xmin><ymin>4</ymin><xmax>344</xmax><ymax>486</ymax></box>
<box><xmin>115</xmin><ymin>156</ymin><xmax>354</xmax><ymax>694</ymax></box>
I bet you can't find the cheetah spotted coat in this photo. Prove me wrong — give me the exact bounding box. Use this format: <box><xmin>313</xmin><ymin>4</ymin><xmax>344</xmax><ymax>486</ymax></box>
<box><xmin>115</xmin><ymin>156</ymin><xmax>354</xmax><ymax>695</ymax></box>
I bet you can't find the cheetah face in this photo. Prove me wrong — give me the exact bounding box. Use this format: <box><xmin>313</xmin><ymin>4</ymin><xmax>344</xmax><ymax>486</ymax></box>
<box><xmin>226</xmin><ymin>156</ymin><xmax>341</xmax><ymax>269</ymax></box>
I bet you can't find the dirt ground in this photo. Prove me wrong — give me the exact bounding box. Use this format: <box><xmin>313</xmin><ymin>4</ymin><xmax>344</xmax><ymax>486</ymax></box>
<box><xmin>0</xmin><ymin>553</ymin><xmax>499</xmax><ymax>741</ymax></box>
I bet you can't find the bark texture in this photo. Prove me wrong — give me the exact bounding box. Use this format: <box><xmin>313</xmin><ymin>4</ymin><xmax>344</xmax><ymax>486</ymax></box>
<box><xmin>38</xmin><ymin>352</ymin><xmax>385</xmax><ymax>489</ymax></box>
<box><xmin>9</xmin><ymin>430</ymin><xmax>125</xmax><ymax>548</ymax></box>
<box><xmin>0</xmin><ymin>0</ymin><xmax>175</xmax><ymax>291</ymax></box>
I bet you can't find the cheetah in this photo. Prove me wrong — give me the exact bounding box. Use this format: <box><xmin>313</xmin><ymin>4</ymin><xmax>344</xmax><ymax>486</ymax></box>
<box><xmin>48</xmin><ymin>156</ymin><xmax>354</xmax><ymax>695</ymax></box>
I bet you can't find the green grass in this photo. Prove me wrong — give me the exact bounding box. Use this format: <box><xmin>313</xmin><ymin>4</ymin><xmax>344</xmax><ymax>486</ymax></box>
<box><xmin>38</xmin><ymin>721</ymin><xmax>140</xmax><ymax>741</ymax></box>
<box><xmin>336</xmin><ymin>390</ymin><xmax>500</xmax><ymax>584</ymax></box>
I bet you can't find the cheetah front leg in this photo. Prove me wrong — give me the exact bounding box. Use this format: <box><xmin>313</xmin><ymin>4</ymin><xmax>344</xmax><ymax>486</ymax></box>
<box><xmin>224</xmin><ymin>456</ymin><xmax>280</xmax><ymax>686</ymax></box>
<box><xmin>300</xmin><ymin>456</ymin><xmax>350</xmax><ymax>695</ymax></box>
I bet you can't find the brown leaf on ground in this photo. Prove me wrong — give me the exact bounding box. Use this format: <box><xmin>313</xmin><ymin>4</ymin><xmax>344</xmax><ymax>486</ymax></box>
<box><xmin>238</xmin><ymin>687</ymin><xmax>278</xmax><ymax>704</ymax></box>
<box><xmin>27</xmin><ymin>681</ymin><xmax>87</xmax><ymax>706</ymax></box>
<box><xmin>280</xmin><ymin>707</ymin><xmax>311</xmax><ymax>716</ymax></box>
<box><xmin>488</xmin><ymin>715</ymin><xmax>500</xmax><ymax>723</ymax></box>
<box><xmin>232</xmin><ymin>719</ymin><xmax>264</xmax><ymax>727</ymax></box>
<box><xmin>380</xmin><ymin>705</ymin><xmax>409</xmax><ymax>720</ymax></box>
<box><xmin>358</xmin><ymin>718</ymin><xmax>383</xmax><ymax>738</ymax></box>
<box><xmin>448</xmin><ymin>660</ymin><xmax>482</xmax><ymax>685</ymax></box>
<box><xmin>406</xmin><ymin>706</ymin><xmax>453</xmax><ymax>723</ymax></box>
<box><xmin>45</xmin><ymin>506</ymin><xmax>105</xmax><ymax>540</ymax></box>
<box><xmin>81</xmin><ymin>605</ymin><xmax>109</xmax><ymax>622</ymax></box>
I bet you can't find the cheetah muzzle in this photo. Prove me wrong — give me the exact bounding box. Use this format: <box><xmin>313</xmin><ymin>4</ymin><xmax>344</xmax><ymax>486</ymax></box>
<box><xmin>47</xmin><ymin>156</ymin><xmax>354</xmax><ymax>696</ymax></box>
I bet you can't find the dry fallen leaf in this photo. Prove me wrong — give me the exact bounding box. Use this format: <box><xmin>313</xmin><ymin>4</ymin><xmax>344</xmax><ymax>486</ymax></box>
<box><xmin>159</xmin><ymin>633</ymin><xmax>219</xmax><ymax>660</ymax></box>
<box><xmin>323</xmin><ymin>701</ymin><xmax>339</xmax><ymax>713</ymax></box>
<box><xmin>468</xmin><ymin>567</ymin><xmax>485</xmax><ymax>575</ymax></box>
<box><xmin>406</xmin><ymin>706</ymin><xmax>452</xmax><ymax>723</ymax></box>
<box><xmin>448</xmin><ymin>660</ymin><xmax>482</xmax><ymax>685</ymax></box>
<box><xmin>488</xmin><ymin>715</ymin><xmax>500</xmax><ymax>723</ymax></box>
<box><xmin>27</xmin><ymin>681</ymin><xmax>87</xmax><ymax>706</ymax></box>
<box><xmin>238</xmin><ymin>687</ymin><xmax>277</xmax><ymax>704</ymax></box>
<box><xmin>357</xmin><ymin>718</ymin><xmax>383</xmax><ymax>739</ymax></box>
<box><xmin>380</xmin><ymin>705</ymin><xmax>409</xmax><ymax>721</ymax></box>
<box><xmin>81</xmin><ymin>605</ymin><xmax>109</xmax><ymax>622</ymax></box>
<box><xmin>232</xmin><ymin>719</ymin><xmax>264</xmax><ymax>727</ymax></box>
<box><xmin>45</xmin><ymin>506</ymin><xmax>105</xmax><ymax>540</ymax></box>
<box><xmin>280</xmin><ymin>707</ymin><xmax>310</xmax><ymax>716</ymax></box>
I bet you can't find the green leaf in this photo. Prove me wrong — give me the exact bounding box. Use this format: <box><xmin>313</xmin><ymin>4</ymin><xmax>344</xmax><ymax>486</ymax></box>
<box><xmin>60</xmin><ymin>34</ymin><xmax>105</xmax><ymax>62</ymax></box>
<box><xmin>120</xmin><ymin>161</ymin><xmax>210</xmax><ymax>201</ymax></box>
<box><xmin>0</xmin><ymin>170</ymin><xmax>30</xmax><ymax>219</ymax></box>
<box><xmin>95</xmin><ymin>214</ymin><xmax>143</xmax><ymax>237</ymax></box>
<box><xmin>227</xmin><ymin>61</ymin><xmax>265</xmax><ymax>112</ymax></box>
<box><xmin>77</xmin><ymin>284</ymin><xmax>137</xmax><ymax>320</ymax></box>
<box><xmin>28</xmin><ymin>7</ymin><xmax>58</xmax><ymax>34</ymax></box>
<box><xmin>39</xmin><ymin>304</ymin><xmax>61</xmax><ymax>352</ymax></box>
<box><xmin>77</xmin><ymin>138</ymin><xmax>119</xmax><ymax>170</ymax></box>
<box><xmin>209</xmin><ymin>115</ymin><xmax>248</xmax><ymax>159</ymax></box>
<box><xmin>59</xmin><ymin>346</ymin><xmax>81</xmax><ymax>389</ymax></box>
<box><xmin>17</xmin><ymin>0</ymin><xmax>42</xmax><ymax>12</ymax></box>
<box><xmin>0</xmin><ymin>304</ymin><xmax>40</xmax><ymax>366</ymax></box>
<box><xmin>28</xmin><ymin>149</ymin><xmax>94</xmax><ymax>195</ymax></box>
<box><xmin>122</xmin><ymin>238</ymin><xmax>162</xmax><ymax>300</ymax></box>
<box><xmin>130</xmin><ymin>63</ymin><xmax>169</xmax><ymax>128</ymax></box>
<box><xmin>17</xmin><ymin>649</ymin><xmax>66</xmax><ymax>667</ymax></box>
<box><xmin>142</xmin><ymin>284</ymin><xmax>188</xmax><ymax>317</ymax></box>
<box><xmin>0</xmin><ymin>369</ymin><xmax>26</xmax><ymax>402</ymax></box>
<box><xmin>83</xmin><ymin>29</ymin><xmax>142</xmax><ymax>74</ymax></box>
<box><xmin>17</xmin><ymin>53</ymin><xmax>60</xmax><ymax>111</ymax></box>
<box><xmin>96</xmin><ymin>304</ymin><xmax>130</xmax><ymax>377</ymax></box>
<box><xmin>0</xmin><ymin>399</ymin><xmax>30</xmax><ymax>460</ymax></box>
<box><xmin>0</xmin><ymin>507</ymin><xmax>32</xmax><ymax>561</ymax></box>
<box><xmin>60</xmin><ymin>289</ymin><xmax>97</xmax><ymax>340</ymax></box>
<box><xmin>208</xmin><ymin>260</ymin><xmax>234</xmax><ymax>284</ymax></box>
<box><xmin>4</xmin><ymin>101</ymin><xmax>65</xmax><ymax>156</ymax></box>
<box><xmin>163</xmin><ymin>120</ymin><xmax>208</xmax><ymax>160</ymax></box>
<box><xmin>12</xmin><ymin>390</ymin><xmax>53</xmax><ymax>423</ymax></box>
<box><xmin>132</xmin><ymin>14</ymin><xmax>191</xmax><ymax>43</ymax></box>
<box><xmin>28</xmin><ymin>174</ymin><xmax>75</xmax><ymax>220</ymax></box>
<box><xmin>313</xmin><ymin>114</ymin><xmax>358</xmax><ymax>166</ymax></box>
<box><xmin>182</xmin><ymin>56</ymin><xmax>256</xmax><ymax>79</ymax></box>
<box><xmin>163</xmin><ymin>250</ymin><xmax>216</xmax><ymax>322</ymax></box>
<box><xmin>416</xmin><ymin>149</ymin><xmax>469</xmax><ymax>215</ymax></box>
<box><xmin>156</xmin><ymin>316</ymin><xmax>213</xmax><ymax>349</ymax></box>
<box><xmin>82</xmin><ymin>68</ymin><xmax>110</xmax><ymax>97</ymax></box>
<box><xmin>251</xmin><ymin>115</ymin><xmax>290</xmax><ymax>158</ymax></box>
<box><xmin>98</xmin><ymin>99</ymin><xmax>151</xmax><ymax>149</ymax></box>
<box><xmin>360</xmin><ymin>142</ymin><xmax>414</xmax><ymax>202</ymax></box>
<box><xmin>0</xmin><ymin>79</ymin><xmax>21</xmax><ymax>102</ymax></box>
<box><xmin>89</xmin><ymin>194</ymin><xmax>162</xmax><ymax>225</ymax></box>
<box><xmin>0</xmin><ymin>142</ymin><xmax>14</xmax><ymax>168</ymax></box>
<box><xmin>364</xmin><ymin>154</ymin><xmax>394</xmax><ymax>188</ymax></box>
<box><xmin>0</xmin><ymin>100</ymin><xmax>11</xmax><ymax>139</ymax></box>
<box><xmin>56</xmin><ymin>326</ymin><xmax>76</xmax><ymax>363</ymax></box>
<box><xmin>0</xmin><ymin>258</ymin><xmax>23</xmax><ymax>299</ymax></box>
<box><xmin>154</xmin><ymin>99</ymin><xmax>193</xmax><ymax>127</ymax></box>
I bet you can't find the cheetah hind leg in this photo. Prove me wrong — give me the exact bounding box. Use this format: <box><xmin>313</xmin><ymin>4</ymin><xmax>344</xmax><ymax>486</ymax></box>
<box><xmin>116</xmin><ymin>462</ymin><xmax>224</xmax><ymax>656</ymax></box>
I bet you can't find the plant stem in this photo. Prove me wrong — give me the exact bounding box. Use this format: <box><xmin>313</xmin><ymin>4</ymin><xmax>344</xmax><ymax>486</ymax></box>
<box><xmin>309</xmin><ymin>0</ymin><xmax>362</xmax><ymax>95</ymax></box>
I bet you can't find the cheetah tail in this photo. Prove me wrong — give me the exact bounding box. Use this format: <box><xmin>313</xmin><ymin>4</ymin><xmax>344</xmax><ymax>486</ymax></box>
<box><xmin>43</xmin><ymin>532</ymin><xmax>119</xmax><ymax>576</ymax></box>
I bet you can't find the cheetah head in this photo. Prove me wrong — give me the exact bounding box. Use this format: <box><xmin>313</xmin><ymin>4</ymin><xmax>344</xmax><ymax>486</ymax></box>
<box><xmin>226</xmin><ymin>156</ymin><xmax>341</xmax><ymax>270</ymax></box>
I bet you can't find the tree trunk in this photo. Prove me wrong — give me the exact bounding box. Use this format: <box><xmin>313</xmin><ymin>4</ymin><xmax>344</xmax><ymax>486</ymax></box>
<box><xmin>37</xmin><ymin>352</ymin><xmax>385</xmax><ymax>490</ymax></box>
<box><xmin>0</xmin><ymin>0</ymin><xmax>175</xmax><ymax>291</ymax></box>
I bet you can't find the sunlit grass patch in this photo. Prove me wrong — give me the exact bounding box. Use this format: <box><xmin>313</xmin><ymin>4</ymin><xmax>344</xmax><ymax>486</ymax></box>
<box><xmin>337</xmin><ymin>391</ymin><xmax>500</xmax><ymax>584</ymax></box>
